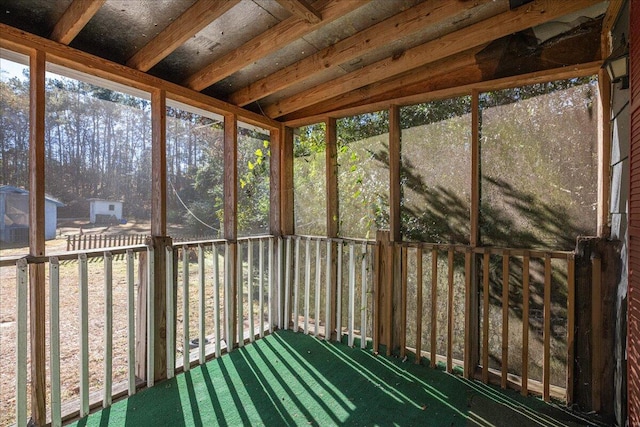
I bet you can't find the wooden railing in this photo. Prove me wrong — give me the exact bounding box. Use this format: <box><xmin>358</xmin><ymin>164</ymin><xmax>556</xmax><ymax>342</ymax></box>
<box><xmin>280</xmin><ymin>234</ymin><xmax>577</xmax><ymax>404</ymax></box>
<box><xmin>5</xmin><ymin>233</ymin><xmax>605</xmax><ymax>425</ymax></box>
<box><xmin>394</xmin><ymin>243</ymin><xmax>575</xmax><ymax>403</ymax></box>
<box><xmin>281</xmin><ymin>235</ymin><xmax>376</xmax><ymax>347</ymax></box>
<box><xmin>7</xmin><ymin>235</ymin><xmax>278</xmax><ymax>426</ymax></box>
<box><xmin>12</xmin><ymin>244</ymin><xmax>148</xmax><ymax>426</ymax></box>
<box><xmin>166</xmin><ymin>236</ymin><xmax>275</xmax><ymax>376</ymax></box>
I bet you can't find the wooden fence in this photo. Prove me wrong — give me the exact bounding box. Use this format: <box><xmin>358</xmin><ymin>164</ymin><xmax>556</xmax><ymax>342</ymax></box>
<box><xmin>66</xmin><ymin>234</ymin><xmax>148</xmax><ymax>251</ymax></box>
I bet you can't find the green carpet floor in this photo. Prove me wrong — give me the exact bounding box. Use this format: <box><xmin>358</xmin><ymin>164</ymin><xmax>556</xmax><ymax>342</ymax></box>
<box><xmin>71</xmin><ymin>330</ymin><xmax>602</xmax><ymax>426</ymax></box>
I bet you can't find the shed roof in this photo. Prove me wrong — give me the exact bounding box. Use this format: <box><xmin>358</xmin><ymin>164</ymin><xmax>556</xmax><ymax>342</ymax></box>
<box><xmin>0</xmin><ymin>185</ymin><xmax>65</xmax><ymax>207</ymax></box>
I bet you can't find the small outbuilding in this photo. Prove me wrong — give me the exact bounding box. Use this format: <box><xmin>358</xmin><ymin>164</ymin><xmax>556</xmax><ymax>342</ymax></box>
<box><xmin>89</xmin><ymin>199</ymin><xmax>123</xmax><ymax>224</ymax></box>
<box><xmin>0</xmin><ymin>185</ymin><xmax>64</xmax><ymax>243</ymax></box>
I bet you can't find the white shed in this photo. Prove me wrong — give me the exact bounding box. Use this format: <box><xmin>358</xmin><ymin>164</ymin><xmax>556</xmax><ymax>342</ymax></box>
<box><xmin>89</xmin><ymin>199</ymin><xmax>123</xmax><ymax>224</ymax></box>
<box><xmin>0</xmin><ymin>185</ymin><xmax>64</xmax><ymax>243</ymax></box>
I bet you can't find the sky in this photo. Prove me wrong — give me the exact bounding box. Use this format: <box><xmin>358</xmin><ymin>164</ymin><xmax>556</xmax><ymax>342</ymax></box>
<box><xmin>0</xmin><ymin>56</ymin><xmax>28</xmax><ymax>81</ymax></box>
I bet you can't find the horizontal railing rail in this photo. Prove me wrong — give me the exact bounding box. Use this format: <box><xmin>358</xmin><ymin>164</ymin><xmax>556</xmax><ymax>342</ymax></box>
<box><xmin>0</xmin><ymin>244</ymin><xmax>149</xmax><ymax>267</ymax></box>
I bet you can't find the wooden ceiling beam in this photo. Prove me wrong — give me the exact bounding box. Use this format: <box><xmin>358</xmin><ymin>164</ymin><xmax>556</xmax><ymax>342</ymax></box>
<box><xmin>281</xmin><ymin>46</ymin><xmax>486</xmax><ymax>121</ymax></box>
<box><xmin>275</xmin><ymin>0</ymin><xmax>322</xmax><ymax>24</ymax></box>
<box><xmin>50</xmin><ymin>0</ymin><xmax>106</xmax><ymax>45</ymax></box>
<box><xmin>127</xmin><ymin>0</ymin><xmax>240</xmax><ymax>72</ymax></box>
<box><xmin>0</xmin><ymin>23</ymin><xmax>280</xmax><ymax>131</ymax></box>
<box><xmin>184</xmin><ymin>0</ymin><xmax>368</xmax><ymax>92</ymax></box>
<box><xmin>264</xmin><ymin>0</ymin><xmax>602</xmax><ymax>118</ymax></box>
<box><xmin>285</xmin><ymin>15</ymin><xmax>602</xmax><ymax>119</ymax></box>
<box><xmin>228</xmin><ymin>0</ymin><xmax>497</xmax><ymax>107</ymax></box>
<box><xmin>283</xmin><ymin>60</ymin><xmax>601</xmax><ymax>129</ymax></box>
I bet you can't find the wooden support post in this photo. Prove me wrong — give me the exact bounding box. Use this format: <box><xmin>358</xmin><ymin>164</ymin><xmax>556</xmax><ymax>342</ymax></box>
<box><xmin>224</xmin><ymin>114</ymin><xmax>238</xmax><ymax>239</ymax></box>
<box><xmin>281</xmin><ymin>126</ymin><xmax>294</xmax><ymax>236</ymax></box>
<box><xmin>470</xmin><ymin>90</ymin><xmax>480</xmax><ymax>247</ymax></box>
<box><xmin>389</xmin><ymin>105</ymin><xmax>401</xmax><ymax>243</ymax></box>
<box><xmin>574</xmin><ymin>238</ymin><xmax>620</xmax><ymax>416</ymax></box>
<box><xmin>373</xmin><ymin>238</ymin><xmax>381</xmax><ymax>353</ymax></box>
<box><xmin>591</xmin><ymin>255</ymin><xmax>602</xmax><ymax>411</ymax></box>
<box><xmin>400</xmin><ymin>246</ymin><xmax>407</xmax><ymax>358</ymax></box>
<box><xmin>135</xmin><ymin>250</ymin><xmax>147</xmax><ymax>379</ymax></box>
<box><xmin>521</xmin><ymin>252</ymin><xmax>530</xmax><ymax>396</ymax></box>
<box><xmin>447</xmin><ymin>248</ymin><xmax>454</xmax><ymax>372</ymax></box>
<box><xmin>482</xmin><ymin>251</ymin><xmax>490</xmax><ymax>383</ymax></box>
<box><xmin>224</xmin><ymin>113</ymin><xmax>238</xmax><ymax>346</ymax></box>
<box><xmin>391</xmin><ymin>242</ymin><xmax>401</xmax><ymax>353</ymax></box>
<box><xmin>468</xmin><ymin>89</ymin><xmax>481</xmax><ymax>381</ymax></box>
<box><xmin>598</xmin><ymin>68</ymin><xmax>612</xmax><ymax>237</ymax></box>
<box><xmin>415</xmin><ymin>247</ymin><xmax>423</xmax><ymax>364</ymax></box>
<box><xmin>374</xmin><ymin>230</ymin><xmax>393</xmax><ymax>355</ymax></box>
<box><xmin>464</xmin><ymin>248</ymin><xmax>476</xmax><ymax>379</ymax></box>
<box><xmin>150</xmin><ymin>236</ymin><xmax>171</xmax><ymax>381</ymax></box>
<box><xmin>135</xmin><ymin>243</ymin><xmax>169</xmax><ymax>384</ymax></box>
<box><xmin>431</xmin><ymin>247</ymin><xmax>438</xmax><ymax>368</ymax></box>
<box><xmin>151</xmin><ymin>89</ymin><xmax>166</xmax><ymax>237</ymax></box>
<box><xmin>326</xmin><ymin>118</ymin><xmax>339</xmax><ymax>340</ymax></box>
<box><xmin>566</xmin><ymin>254</ymin><xmax>575</xmax><ymax>404</ymax></box>
<box><xmin>29</xmin><ymin>48</ymin><xmax>47</xmax><ymax>427</ymax></box>
<box><xmin>150</xmin><ymin>88</ymin><xmax>168</xmax><ymax>382</ymax></box>
<box><xmin>389</xmin><ymin>105</ymin><xmax>402</xmax><ymax>355</ymax></box>
<box><xmin>270</xmin><ymin>125</ymin><xmax>283</xmax><ymax>327</ymax></box>
<box><xmin>502</xmin><ymin>251</ymin><xmax>510</xmax><ymax>389</ymax></box>
<box><xmin>271</xmin><ymin>125</ymin><xmax>283</xmax><ymax>235</ymax></box>
<box><xmin>543</xmin><ymin>254</ymin><xmax>551</xmax><ymax>402</ymax></box>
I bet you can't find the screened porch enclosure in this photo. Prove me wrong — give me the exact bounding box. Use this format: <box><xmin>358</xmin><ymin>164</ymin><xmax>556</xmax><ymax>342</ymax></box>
<box><xmin>0</xmin><ymin>0</ymin><xmax>630</xmax><ymax>426</ymax></box>
<box><xmin>2</xmin><ymin>78</ymin><xmax>611</xmax><ymax>425</ymax></box>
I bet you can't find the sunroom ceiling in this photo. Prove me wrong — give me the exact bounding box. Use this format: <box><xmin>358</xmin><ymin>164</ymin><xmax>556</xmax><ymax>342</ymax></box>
<box><xmin>0</xmin><ymin>0</ymin><xmax>612</xmax><ymax>123</ymax></box>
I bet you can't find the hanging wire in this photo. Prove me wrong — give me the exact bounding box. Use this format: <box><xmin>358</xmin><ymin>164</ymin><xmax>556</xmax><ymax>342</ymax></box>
<box><xmin>168</xmin><ymin>178</ymin><xmax>219</xmax><ymax>232</ymax></box>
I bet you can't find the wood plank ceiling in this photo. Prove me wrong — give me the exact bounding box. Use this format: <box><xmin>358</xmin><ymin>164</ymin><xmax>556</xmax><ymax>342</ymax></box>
<box><xmin>0</xmin><ymin>0</ymin><xmax>614</xmax><ymax>124</ymax></box>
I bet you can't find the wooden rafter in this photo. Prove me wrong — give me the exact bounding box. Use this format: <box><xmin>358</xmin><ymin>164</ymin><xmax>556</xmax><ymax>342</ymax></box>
<box><xmin>184</xmin><ymin>0</ymin><xmax>368</xmax><ymax>92</ymax></box>
<box><xmin>126</xmin><ymin>0</ymin><xmax>240</xmax><ymax>72</ymax></box>
<box><xmin>283</xmin><ymin>60</ymin><xmax>601</xmax><ymax>128</ymax></box>
<box><xmin>50</xmin><ymin>0</ymin><xmax>106</xmax><ymax>45</ymax></box>
<box><xmin>275</xmin><ymin>0</ymin><xmax>322</xmax><ymax>23</ymax></box>
<box><xmin>281</xmin><ymin>46</ymin><xmax>485</xmax><ymax>121</ymax></box>
<box><xmin>264</xmin><ymin>0</ymin><xmax>602</xmax><ymax>118</ymax></box>
<box><xmin>227</xmin><ymin>0</ymin><xmax>497</xmax><ymax>107</ymax></box>
<box><xmin>283</xmin><ymin>13</ymin><xmax>602</xmax><ymax>120</ymax></box>
<box><xmin>0</xmin><ymin>23</ymin><xmax>279</xmax><ymax>131</ymax></box>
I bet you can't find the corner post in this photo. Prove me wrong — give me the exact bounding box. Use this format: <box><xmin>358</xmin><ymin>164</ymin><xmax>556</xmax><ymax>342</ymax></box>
<box><xmin>29</xmin><ymin>48</ymin><xmax>47</xmax><ymax>427</ymax></box>
<box><xmin>224</xmin><ymin>113</ymin><xmax>238</xmax><ymax>346</ymax></box>
<box><xmin>389</xmin><ymin>105</ymin><xmax>402</xmax><ymax>352</ymax></box>
<box><xmin>151</xmin><ymin>88</ymin><xmax>168</xmax><ymax>382</ymax></box>
<box><xmin>270</xmin><ymin>124</ymin><xmax>284</xmax><ymax>327</ymax></box>
<box><xmin>466</xmin><ymin>89</ymin><xmax>481</xmax><ymax>378</ymax></box>
<box><xmin>281</xmin><ymin>126</ymin><xmax>295</xmax><ymax>328</ymax></box>
<box><xmin>326</xmin><ymin>118</ymin><xmax>339</xmax><ymax>340</ymax></box>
